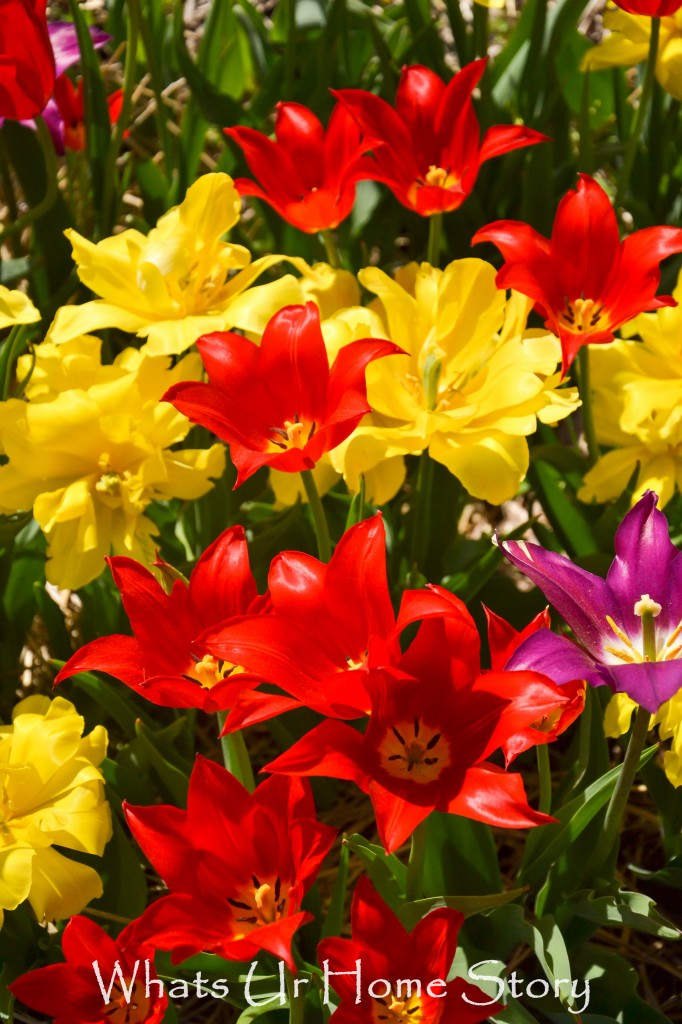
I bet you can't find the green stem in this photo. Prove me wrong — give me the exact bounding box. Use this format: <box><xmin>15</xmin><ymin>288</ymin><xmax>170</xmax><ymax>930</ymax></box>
<box><xmin>284</xmin><ymin>0</ymin><xmax>297</xmax><ymax>97</ymax></box>
<box><xmin>321</xmin><ymin>228</ymin><xmax>341</xmax><ymax>268</ymax></box>
<box><xmin>586</xmin><ymin>704</ymin><xmax>651</xmax><ymax>880</ymax></box>
<box><xmin>616</xmin><ymin>16</ymin><xmax>660</xmax><ymax>210</ymax></box>
<box><xmin>216</xmin><ymin>712</ymin><xmax>255</xmax><ymax>791</ymax></box>
<box><xmin>102</xmin><ymin>0</ymin><xmax>140</xmax><ymax>232</ymax></box>
<box><xmin>301</xmin><ymin>469</ymin><xmax>332</xmax><ymax>562</ymax></box>
<box><xmin>536</xmin><ymin>743</ymin><xmax>552</xmax><ymax>816</ymax></box>
<box><xmin>426</xmin><ymin>212</ymin><xmax>442</xmax><ymax>267</ymax></box>
<box><xmin>1</xmin><ymin>325</ymin><xmax>32</xmax><ymax>400</ymax></box>
<box><xmin>286</xmin><ymin>966</ymin><xmax>305</xmax><ymax>1024</ymax></box>
<box><xmin>406</xmin><ymin>819</ymin><xmax>428</xmax><ymax>902</ymax></box>
<box><xmin>409</xmin><ymin>450</ymin><xmax>435</xmax><ymax>571</ymax></box>
<box><xmin>472</xmin><ymin>1</ymin><xmax>488</xmax><ymax>59</ymax></box>
<box><xmin>577</xmin><ymin>346</ymin><xmax>600</xmax><ymax>466</ymax></box>
<box><xmin>0</xmin><ymin>117</ymin><xmax>57</xmax><ymax>244</ymax></box>
<box><xmin>131</xmin><ymin>0</ymin><xmax>173</xmax><ymax>173</ymax></box>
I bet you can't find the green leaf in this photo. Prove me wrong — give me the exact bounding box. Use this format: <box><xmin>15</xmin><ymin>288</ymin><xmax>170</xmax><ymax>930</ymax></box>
<box><xmin>321</xmin><ymin>839</ymin><xmax>349</xmax><ymax>938</ymax></box>
<box><xmin>90</xmin><ymin>810</ymin><xmax>148</xmax><ymax>919</ymax></box>
<box><xmin>519</xmin><ymin>744</ymin><xmax>659</xmax><ymax>889</ymax></box>
<box><xmin>568</xmin><ymin>889</ymin><xmax>681</xmax><ymax>940</ymax></box>
<box><xmin>528</xmin><ymin>460</ymin><xmax>598</xmax><ymax>558</ymax></box>
<box><xmin>0</xmin><ymin>258</ymin><xmax>31</xmax><ymax>285</ymax></box>
<box><xmin>51</xmin><ymin>660</ymin><xmax>151</xmax><ymax>738</ymax></box>
<box><xmin>173</xmin><ymin>3</ymin><xmax>245</xmax><ymax>126</ymax></box>
<box><xmin>399</xmin><ymin>888</ymin><xmax>527</xmax><ymax>930</ymax></box>
<box><xmin>344</xmin><ymin>834</ymin><xmax>406</xmax><ymax>908</ymax></box>
<box><xmin>68</xmin><ymin>0</ymin><xmax>113</xmax><ymax>229</ymax></box>
<box><xmin>422</xmin><ymin>812</ymin><xmax>502</xmax><ymax>897</ymax></box>
<box><xmin>133</xmin><ymin>719</ymin><xmax>191</xmax><ymax>805</ymax></box>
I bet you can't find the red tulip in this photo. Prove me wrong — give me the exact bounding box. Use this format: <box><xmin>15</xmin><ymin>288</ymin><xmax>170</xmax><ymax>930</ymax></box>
<box><xmin>472</xmin><ymin>174</ymin><xmax>682</xmax><ymax>373</ymax></box>
<box><xmin>52</xmin><ymin>74</ymin><xmax>123</xmax><ymax>152</ymax></box>
<box><xmin>164</xmin><ymin>303</ymin><xmax>402</xmax><ymax>486</ymax></box>
<box><xmin>225</xmin><ymin>101</ymin><xmax>365</xmax><ymax>232</ymax></box>
<box><xmin>200</xmin><ymin>515</ymin><xmax>399</xmax><ymax>730</ymax></box>
<box><xmin>484</xmin><ymin>605</ymin><xmax>585</xmax><ymax>764</ymax></box>
<box><xmin>264</xmin><ymin>585</ymin><xmax>571</xmax><ymax>853</ymax></box>
<box><xmin>55</xmin><ymin>525</ymin><xmax>261</xmax><ymax>712</ymax></box>
<box><xmin>333</xmin><ymin>60</ymin><xmax>547</xmax><ymax>217</ymax></box>
<box><xmin>318</xmin><ymin>877</ymin><xmax>502</xmax><ymax>1024</ymax></box>
<box><xmin>125</xmin><ymin>758</ymin><xmax>336</xmax><ymax>970</ymax></box>
<box><xmin>0</xmin><ymin>0</ymin><xmax>55</xmax><ymax>119</ymax></box>
<box><xmin>612</xmin><ymin>1</ymin><xmax>681</xmax><ymax>12</ymax></box>
<box><xmin>9</xmin><ymin>915</ymin><xmax>167</xmax><ymax>1024</ymax></box>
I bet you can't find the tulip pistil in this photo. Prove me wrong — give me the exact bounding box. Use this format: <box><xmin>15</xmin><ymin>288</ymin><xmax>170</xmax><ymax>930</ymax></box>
<box><xmin>227</xmin><ymin>874</ymin><xmax>290</xmax><ymax>933</ymax></box>
<box><xmin>382</xmin><ymin>718</ymin><xmax>448</xmax><ymax>783</ymax></box>
<box><xmin>604</xmin><ymin>595</ymin><xmax>681</xmax><ymax>665</ymax></box>
<box><xmin>372</xmin><ymin>988</ymin><xmax>424</xmax><ymax>1023</ymax></box>
<box><xmin>103</xmin><ymin>978</ymin><xmax>152</xmax><ymax>1024</ymax></box>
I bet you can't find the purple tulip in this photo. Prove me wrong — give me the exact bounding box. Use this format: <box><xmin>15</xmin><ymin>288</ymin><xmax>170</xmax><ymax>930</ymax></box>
<box><xmin>48</xmin><ymin>22</ymin><xmax>111</xmax><ymax>78</ymax></box>
<box><xmin>498</xmin><ymin>491</ymin><xmax>682</xmax><ymax>713</ymax></box>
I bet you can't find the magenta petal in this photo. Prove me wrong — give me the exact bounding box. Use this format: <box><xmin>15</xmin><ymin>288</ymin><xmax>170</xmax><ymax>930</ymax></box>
<box><xmin>607</xmin><ymin>661</ymin><xmax>682</xmax><ymax>714</ymax></box>
<box><xmin>48</xmin><ymin>22</ymin><xmax>111</xmax><ymax>78</ymax></box>
<box><xmin>499</xmin><ymin>538</ymin><xmax>611</xmax><ymax>657</ymax></box>
<box><xmin>41</xmin><ymin>98</ymin><xmax>65</xmax><ymax>153</ymax></box>
<box><xmin>505</xmin><ymin>628</ymin><xmax>604</xmax><ymax>688</ymax></box>
<box><xmin>606</xmin><ymin>491</ymin><xmax>682</xmax><ymax>636</ymax></box>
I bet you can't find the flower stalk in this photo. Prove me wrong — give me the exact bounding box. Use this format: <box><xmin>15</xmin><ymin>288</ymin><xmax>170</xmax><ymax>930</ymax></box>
<box><xmin>301</xmin><ymin>469</ymin><xmax>332</xmax><ymax>562</ymax></box>
<box><xmin>577</xmin><ymin>347</ymin><xmax>600</xmax><ymax>465</ymax></box>
<box><xmin>616</xmin><ymin>16</ymin><xmax>660</xmax><ymax>211</ymax></box>
<box><xmin>216</xmin><ymin>713</ymin><xmax>255</xmax><ymax>792</ymax></box>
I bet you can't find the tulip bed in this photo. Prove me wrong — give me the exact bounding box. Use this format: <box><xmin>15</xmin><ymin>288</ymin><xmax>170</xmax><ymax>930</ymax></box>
<box><xmin>2</xmin><ymin>0</ymin><xmax>682</xmax><ymax>1021</ymax></box>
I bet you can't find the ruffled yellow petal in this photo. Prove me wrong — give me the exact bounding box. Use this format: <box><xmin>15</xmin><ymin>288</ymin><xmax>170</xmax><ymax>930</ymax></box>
<box><xmin>0</xmin><ymin>845</ymin><xmax>34</xmax><ymax>912</ymax></box>
<box><xmin>429</xmin><ymin>431</ymin><xmax>530</xmax><ymax>504</ymax></box>
<box><xmin>28</xmin><ymin>847</ymin><xmax>104</xmax><ymax>923</ymax></box>
<box><xmin>0</xmin><ymin>286</ymin><xmax>40</xmax><ymax>330</ymax></box>
<box><xmin>0</xmin><ymin>697</ymin><xmax>110</xmax><ymax>923</ymax></box>
<box><xmin>0</xmin><ymin>340</ymin><xmax>221</xmax><ymax>588</ymax></box>
<box><xmin>578</xmin><ymin>447</ymin><xmax>643</xmax><ymax>506</ymax></box>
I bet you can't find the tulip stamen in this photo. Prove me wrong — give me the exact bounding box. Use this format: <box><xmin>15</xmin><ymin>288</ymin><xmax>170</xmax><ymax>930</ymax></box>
<box><xmin>560</xmin><ymin>296</ymin><xmax>606</xmax><ymax>335</ymax></box>
<box><xmin>229</xmin><ymin>875</ymin><xmax>290</xmax><ymax>933</ymax></box>
<box><xmin>269</xmin><ymin>415</ymin><xmax>316</xmax><ymax>451</ymax></box>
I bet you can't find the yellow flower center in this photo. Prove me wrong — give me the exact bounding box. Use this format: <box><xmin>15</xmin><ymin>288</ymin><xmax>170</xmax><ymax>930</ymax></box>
<box><xmin>424</xmin><ymin>165</ymin><xmax>451</xmax><ymax>188</ymax></box>
<box><xmin>345</xmin><ymin>648</ymin><xmax>369</xmax><ymax>670</ymax></box>
<box><xmin>372</xmin><ymin>988</ymin><xmax>424</xmax><ymax>1023</ymax></box>
<box><xmin>380</xmin><ymin>718</ymin><xmax>449</xmax><ymax>784</ymax></box>
<box><xmin>228</xmin><ymin>874</ymin><xmax>290</xmax><ymax>938</ymax></box>
<box><xmin>95</xmin><ymin>472</ymin><xmax>123</xmax><ymax>497</ymax></box>
<box><xmin>268</xmin><ymin>415</ymin><xmax>316</xmax><ymax>452</ymax></box>
<box><xmin>102</xmin><ymin>977</ymin><xmax>152</xmax><ymax>1024</ymax></box>
<box><xmin>95</xmin><ymin>458</ymin><xmax>149</xmax><ymax>513</ymax></box>
<box><xmin>559</xmin><ymin>296</ymin><xmax>607</xmax><ymax>335</ymax></box>
<box><xmin>183</xmin><ymin>655</ymin><xmax>243</xmax><ymax>691</ymax></box>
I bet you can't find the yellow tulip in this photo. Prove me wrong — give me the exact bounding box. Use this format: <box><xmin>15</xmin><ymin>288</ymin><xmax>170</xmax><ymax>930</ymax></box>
<box><xmin>325</xmin><ymin>259</ymin><xmax>579</xmax><ymax>505</ymax></box>
<box><xmin>0</xmin><ymin>337</ymin><xmax>224</xmax><ymax>589</ymax></box>
<box><xmin>46</xmin><ymin>173</ymin><xmax>302</xmax><ymax>356</ymax></box>
<box><xmin>0</xmin><ymin>287</ymin><xmax>40</xmax><ymax>331</ymax></box>
<box><xmin>582</xmin><ymin>6</ymin><xmax>682</xmax><ymax>102</ymax></box>
<box><xmin>579</xmin><ymin>270</ymin><xmax>682</xmax><ymax>508</ymax></box>
<box><xmin>0</xmin><ymin>695</ymin><xmax>111</xmax><ymax>926</ymax></box>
